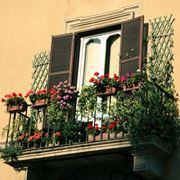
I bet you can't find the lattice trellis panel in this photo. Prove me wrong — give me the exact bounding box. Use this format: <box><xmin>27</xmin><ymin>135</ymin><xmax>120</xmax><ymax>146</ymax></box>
<box><xmin>32</xmin><ymin>51</ymin><xmax>50</xmax><ymax>91</ymax></box>
<box><xmin>148</xmin><ymin>15</ymin><xmax>175</xmax><ymax>89</ymax></box>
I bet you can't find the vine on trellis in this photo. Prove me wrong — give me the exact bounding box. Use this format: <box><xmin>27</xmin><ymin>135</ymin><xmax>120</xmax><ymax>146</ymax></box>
<box><xmin>148</xmin><ymin>15</ymin><xmax>175</xmax><ymax>91</ymax></box>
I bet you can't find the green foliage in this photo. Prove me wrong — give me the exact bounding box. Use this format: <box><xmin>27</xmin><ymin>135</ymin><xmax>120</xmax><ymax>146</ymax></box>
<box><xmin>78</xmin><ymin>85</ymin><xmax>97</xmax><ymax>118</ymax></box>
<box><xmin>115</xmin><ymin>80</ymin><xmax>179</xmax><ymax>144</ymax></box>
<box><xmin>47</xmin><ymin>101</ymin><xmax>66</xmax><ymax>131</ymax></box>
<box><xmin>62</xmin><ymin>121</ymin><xmax>80</xmax><ymax>140</ymax></box>
<box><xmin>0</xmin><ymin>146</ymin><xmax>21</xmax><ymax>161</ymax></box>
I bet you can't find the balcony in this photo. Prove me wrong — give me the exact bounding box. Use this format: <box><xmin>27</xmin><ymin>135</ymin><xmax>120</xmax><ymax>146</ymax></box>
<box><xmin>1</xmin><ymin>73</ymin><xmax>178</xmax><ymax>179</ymax></box>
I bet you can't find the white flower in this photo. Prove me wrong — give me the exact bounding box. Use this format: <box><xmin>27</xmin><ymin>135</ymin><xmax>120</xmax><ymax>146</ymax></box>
<box><xmin>136</xmin><ymin>69</ymin><xmax>141</xmax><ymax>73</ymax></box>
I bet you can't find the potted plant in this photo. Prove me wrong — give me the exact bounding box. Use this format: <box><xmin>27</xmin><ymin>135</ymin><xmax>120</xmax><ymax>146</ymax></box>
<box><xmin>121</xmin><ymin>70</ymin><xmax>144</xmax><ymax>92</ymax></box>
<box><xmin>16</xmin><ymin>132</ymin><xmax>29</xmax><ymax>149</ymax></box>
<box><xmin>47</xmin><ymin>81</ymin><xmax>78</xmax><ymax>131</ymax></box>
<box><xmin>51</xmin><ymin>131</ymin><xmax>61</xmax><ymax>145</ymax></box>
<box><xmin>78</xmin><ymin>85</ymin><xmax>97</xmax><ymax>119</ymax></box>
<box><xmin>87</xmin><ymin>122</ymin><xmax>100</xmax><ymax>142</ymax></box>
<box><xmin>89</xmin><ymin>72</ymin><xmax>121</xmax><ymax>96</ymax></box>
<box><xmin>50</xmin><ymin>80</ymin><xmax>78</xmax><ymax>110</ymax></box>
<box><xmin>1</xmin><ymin>92</ymin><xmax>27</xmax><ymax>113</ymax></box>
<box><xmin>25</xmin><ymin>89</ymin><xmax>50</xmax><ymax>109</ymax></box>
<box><xmin>62</xmin><ymin>121</ymin><xmax>80</xmax><ymax>144</ymax></box>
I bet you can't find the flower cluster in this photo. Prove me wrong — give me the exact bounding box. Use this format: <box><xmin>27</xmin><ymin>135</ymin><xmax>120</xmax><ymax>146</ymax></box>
<box><xmin>50</xmin><ymin>81</ymin><xmax>78</xmax><ymax>110</ymax></box>
<box><xmin>1</xmin><ymin>92</ymin><xmax>25</xmax><ymax>106</ymax></box>
<box><xmin>28</xmin><ymin>131</ymin><xmax>43</xmax><ymax>142</ymax></box>
<box><xmin>89</xmin><ymin>70</ymin><xmax>144</xmax><ymax>91</ymax></box>
<box><xmin>89</xmin><ymin>72</ymin><xmax>120</xmax><ymax>90</ymax></box>
<box><xmin>25</xmin><ymin>89</ymin><xmax>50</xmax><ymax>103</ymax></box>
<box><xmin>121</xmin><ymin>70</ymin><xmax>144</xmax><ymax>86</ymax></box>
<box><xmin>16</xmin><ymin>131</ymin><xmax>61</xmax><ymax>147</ymax></box>
<box><xmin>87</xmin><ymin>122</ymin><xmax>100</xmax><ymax>135</ymax></box>
<box><xmin>109</xmin><ymin>121</ymin><xmax>117</xmax><ymax>131</ymax></box>
<box><xmin>18</xmin><ymin>133</ymin><xmax>29</xmax><ymax>142</ymax></box>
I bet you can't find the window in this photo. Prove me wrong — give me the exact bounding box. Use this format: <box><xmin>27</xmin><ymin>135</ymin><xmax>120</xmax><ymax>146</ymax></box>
<box><xmin>77</xmin><ymin>30</ymin><xmax>121</xmax><ymax>89</ymax></box>
<box><xmin>48</xmin><ymin>16</ymin><xmax>145</xmax><ymax>89</ymax></box>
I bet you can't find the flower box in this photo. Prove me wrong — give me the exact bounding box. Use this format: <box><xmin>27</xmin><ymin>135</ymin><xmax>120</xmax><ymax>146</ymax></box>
<box><xmin>7</xmin><ymin>103</ymin><xmax>27</xmax><ymax>113</ymax></box>
<box><xmin>116</xmin><ymin>131</ymin><xmax>128</xmax><ymax>138</ymax></box>
<box><xmin>88</xmin><ymin>133</ymin><xmax>108</xmax><ymax>142</ymax></box>
<box><xmin>110</xmin><ymin>132</ymin><xmax>115</xmax><ymax>139</ymax></box>
<box><xmin>32</xmin><ymin>99</ymin><xmax>49</xmax><ymax>109</ymax></box>
<box><xmin>97</xmin><ymin>86</ymin><xmax>119</xmax><ymax>96</ymax></box>
<box><xmin>123</xmin><ymin>82</ymin><xmax>141</xmax><ymax>92</ymax></box>
<box><xmin>88</xmin><ymin>134</ymin><xmax>94</xmax><ymax>142</ymax></box>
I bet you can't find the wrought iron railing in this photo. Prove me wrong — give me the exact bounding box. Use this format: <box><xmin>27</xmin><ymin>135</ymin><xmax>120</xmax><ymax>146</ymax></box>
<box><xmin>4</xmin><ymin>79</ymin><xmax>177</xmax><ymax>152</ymax></box>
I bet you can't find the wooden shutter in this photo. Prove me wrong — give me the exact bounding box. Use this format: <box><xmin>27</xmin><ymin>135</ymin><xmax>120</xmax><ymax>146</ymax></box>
<box><xmin>48</xmin><ymin>33</ymin><xmax>75</xmax><ymax>89</ymax></box>
<box><xmin>120</xmin><ymin>16</ymin><xmax>144</xmax><ymax>76</ymax></box>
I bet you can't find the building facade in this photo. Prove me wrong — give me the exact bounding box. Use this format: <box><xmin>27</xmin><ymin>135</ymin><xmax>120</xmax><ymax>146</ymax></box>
<box><xmin>0</xmin><ymin>0</ymin><xmax>180</xmax><ymax>180</ymax></box>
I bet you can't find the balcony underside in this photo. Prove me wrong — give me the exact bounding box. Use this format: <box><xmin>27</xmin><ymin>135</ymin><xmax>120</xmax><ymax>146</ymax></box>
<box><xmin>8</xmin><ymin>139</ymin><xmax>132</xmax><ymax>168</ymax></box>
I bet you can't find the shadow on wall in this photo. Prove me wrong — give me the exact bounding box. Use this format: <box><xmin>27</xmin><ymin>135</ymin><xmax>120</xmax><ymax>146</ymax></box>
<box><xmin>27</xmin><ymin>164</ymin><xmax>144</xmax><ymax>180</ymax></box>
<box><xmin>165</xmin><ymin>149</ymin><xmax>180</xmax><ymax>180</ymax></box>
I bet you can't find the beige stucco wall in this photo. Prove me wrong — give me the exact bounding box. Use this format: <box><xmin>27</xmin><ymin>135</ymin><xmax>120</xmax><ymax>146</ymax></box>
<box><xmin>0</xmin><ymin>0</ymin><xmax>179</xmax><ymax>179</ymax></box>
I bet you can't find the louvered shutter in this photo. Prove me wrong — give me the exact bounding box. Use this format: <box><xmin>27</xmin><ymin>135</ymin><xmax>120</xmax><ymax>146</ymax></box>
<box><xmin>48</xmin><ymin>34</ymin><xmax>75</xmax><ymax>89</ymax></box>
<box><xmin>120</xmin><ymin>16</ymin><xmax>144</xmax><ymax>76</ymax></box>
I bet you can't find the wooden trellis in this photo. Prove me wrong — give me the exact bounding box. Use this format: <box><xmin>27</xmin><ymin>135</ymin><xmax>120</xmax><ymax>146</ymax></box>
<box><xmin>32</xmin><ymin>51</ymin><xmax>50</xmax><ymax>91</ymax></box>
<box><xmin>31</xmin><ymin>51</ymin><xmax>50</xmax><ymax>127</ymax></box>
<box><xmin>148</xmin><ymin>15</ymin><xmax>175</xmax><ymax>89</ymax></box>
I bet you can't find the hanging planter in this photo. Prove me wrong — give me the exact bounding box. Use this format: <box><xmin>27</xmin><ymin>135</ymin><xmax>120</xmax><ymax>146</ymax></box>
<box><xmin>32</xmin><ymin>99</ymin><xmax>49</xmax><ymax>109</ymax></box>
<box><xmin>25</xmin><ymin>89</ymin><xmax>50</xmax><ymax>109</ymax></box>
<box><xmin>7</xmin><ymin>102</ymin><xmax>27</xmax><ymax>113</ymax></box>
<box><xmin>97</xmin><ymin>86</ymin><xmax>119</xmax><ymax>96</ymax></box>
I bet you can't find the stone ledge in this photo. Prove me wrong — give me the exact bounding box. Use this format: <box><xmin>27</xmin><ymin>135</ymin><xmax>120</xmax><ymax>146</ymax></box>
<box><xmin>11</xmin><ymin>139</ymin><xmax>131</xmax><ymax>163</ymax></box>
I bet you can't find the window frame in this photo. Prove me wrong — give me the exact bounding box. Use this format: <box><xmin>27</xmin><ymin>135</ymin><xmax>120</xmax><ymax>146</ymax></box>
<box><xmin>77</xmin><ymin>30</ymin><xmax>121</xmax><ymax>90</ymax></box>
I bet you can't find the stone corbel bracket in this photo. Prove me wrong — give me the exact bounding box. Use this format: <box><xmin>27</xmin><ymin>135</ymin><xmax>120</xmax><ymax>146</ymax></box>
<box><xmin>132</xmin><ymin>136</ymin><xmax>172</xmax><ymax>179</ymax></box>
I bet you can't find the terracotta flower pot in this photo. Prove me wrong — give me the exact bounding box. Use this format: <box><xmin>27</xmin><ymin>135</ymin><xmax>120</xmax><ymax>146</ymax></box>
<box><xmin>97</xmin><ymin>86</ymin><xmax>119</xmax><ymax>96</ymax></box>
<box><xmin>7</xmin><ymin>103</ymin><xmax>27</xmax><ymax>113</ymax></box>
<box><xmin>32</xmin><ymin>99</ymin><xmax>49</xmax><ymax>109</ymax></box>
<box><xmin>110</xmin><ymin>132</ymin><xmax>115</xmax><ymax>139</ymax></box>
<box><xmin>123</xmin><ymin>82</ymin><xmax>141</xmax><ymax>92</ymax></box>
<box><xmin>88</xmin><ymin>134</ymin><xmax>94</xmax><ymax>142</ymax></box>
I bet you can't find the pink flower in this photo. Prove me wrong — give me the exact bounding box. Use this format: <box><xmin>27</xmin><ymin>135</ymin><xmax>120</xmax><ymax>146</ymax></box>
<box><xmin>57</xmin><ymin>96</ymin><xmax>62</xmax><ymax>100</ymax></box>
<box><xmin>70</xmin><ymin>86</ymin><xmax>75</xmax><ymax>90</ymax></box>
<box><xmin>68</xmin><ymin>90</ymin><xmax>73</xmax><ymax>94</ymax></box>
<box><xmin>120</xmin><ymin>76</ymin><xmax>127</xmax><ymax>83</ymax></box>
<box><xmin>63</xmin><ymin>95</ymin><xmax>70</xmax><ymax>101</ymax></box>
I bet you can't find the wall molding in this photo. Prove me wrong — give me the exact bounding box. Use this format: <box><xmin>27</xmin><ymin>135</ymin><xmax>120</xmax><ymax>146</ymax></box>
<box><xmin>65</xmin><ymin>4</ymin><xmax>142</xmax><ymax>33</ymax></box>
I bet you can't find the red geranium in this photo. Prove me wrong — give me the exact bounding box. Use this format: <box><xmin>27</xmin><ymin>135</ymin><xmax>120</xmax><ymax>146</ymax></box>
<box><xmin>109</xmin><ymin>121</ymin><xmax>117</xmax><ymax>130</ymax></box>
<box><xmin>19</xmin><ymin>135</ymin><xmax>24</xmax><ymax>141</ymax></box>
<box><xmin>94</xmin><ymin>72</ymin><xmax>99</xmax><ymax>76</ymax></box>
<box><xmin>2</xmin><ymin>92</ymin><xmax>26</xmax><ymax>106</ymax></box>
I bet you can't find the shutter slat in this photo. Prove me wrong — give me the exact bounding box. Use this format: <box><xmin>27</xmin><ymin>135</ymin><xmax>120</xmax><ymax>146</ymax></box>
<box><xmin>120</xmin><ymin>16</ymin><xmax>144</xmax><ymax>76</ymax></box>
<box><xmin>48</xmin><ymin>34</ymin><xmax>75</xmax><ymax>89</ymax></box>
